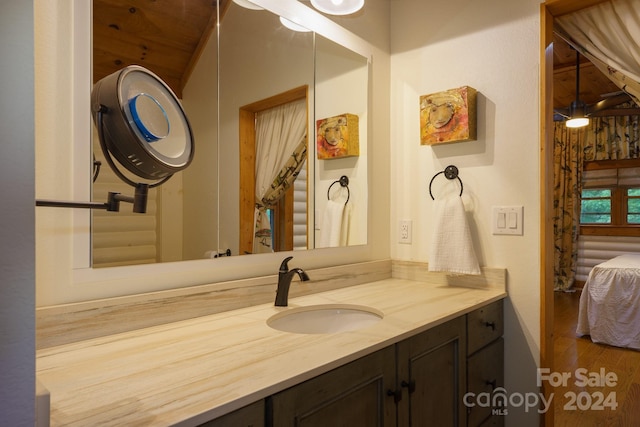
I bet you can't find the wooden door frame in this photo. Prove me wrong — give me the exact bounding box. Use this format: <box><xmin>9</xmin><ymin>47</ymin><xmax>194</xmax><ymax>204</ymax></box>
<box><xmin>540</xmin><ymin>1</ymin><xmax>608</xmax><ymax>425</ymax></box>
<box><xmin>238</xmin><ymin>85</ymin><xmax>309</xmax><ymax>255</ymax></box>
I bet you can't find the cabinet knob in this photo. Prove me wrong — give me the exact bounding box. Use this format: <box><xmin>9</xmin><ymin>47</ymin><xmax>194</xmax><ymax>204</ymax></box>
<box><xmin>485</xmin><ymin>321</ymin><xmax>496</xmax><ymax>331</ymax></box>
<box><xmin>387</xmin><ymin>389</ymin><xmax>402</xmax><ymax>403</ymax></box>
<box><xmin>401</xmin><ymin>380</ymin><xmax>416</xmax><ymax>394</ymax></box>
<box><xmin>485</xmin><ymin>379</ymin><xmax>497</xmax><ymax>390</ymax></box>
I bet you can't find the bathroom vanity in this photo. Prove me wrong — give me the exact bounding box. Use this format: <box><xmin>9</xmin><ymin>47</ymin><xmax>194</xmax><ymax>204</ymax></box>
<box><xmin>36</xmin><ymin>262</ymin><xmax>506</xmax><ymax>426</ymax></box>
<box><xmin>207</xmin><ymin>300</ymin><xmax>504</xmax><ymax>427</ymax></box>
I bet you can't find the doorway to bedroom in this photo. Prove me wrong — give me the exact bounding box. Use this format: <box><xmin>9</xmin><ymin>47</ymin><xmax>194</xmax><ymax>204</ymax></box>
<box><xmin>542</xmin><ymin>1</ymin><xmax>640</xmax><ymax>425</ymax></box>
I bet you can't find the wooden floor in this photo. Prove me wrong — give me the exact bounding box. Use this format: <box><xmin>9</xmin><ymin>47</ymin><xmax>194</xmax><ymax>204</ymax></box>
<box><xmin>553</xmin><ymin>291</ymin><xmax>640</xmax><ymax>426</ymax></box>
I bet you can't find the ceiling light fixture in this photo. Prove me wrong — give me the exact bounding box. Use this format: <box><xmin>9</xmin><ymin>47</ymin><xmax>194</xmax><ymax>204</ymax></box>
<box><xmin>565</xmin><ymin>50</ymin><xmax>590</xmax><ymax>128</ymax></box>
<box><xmin>232</xmin><ymin>0</ymin><xmax>263</xmax><ymax>10</ymax></box>
<box><xmin>310</xmin><ymin>0</ymin><xmax>364</xmax><ymax>15</ymax></box>
<box><xmin>280</xmin><ymin>17</ymin><xmax>311</xmax><ymax>32</ymax></box>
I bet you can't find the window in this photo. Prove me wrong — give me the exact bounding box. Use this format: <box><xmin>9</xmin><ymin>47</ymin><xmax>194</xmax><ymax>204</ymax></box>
<box><xmin>629</xmin><ymin>188</ymin><xmax>640</xmax><ymax>224</ymax></box>
<box><xmin>579</xmin><ymin>161</ymin><xmax>640</xmax><ymax>234</ymax></box>
<box><xmin>580</xmin><ymin>189</ymin><xmax>611</xmax><ymax>224</ymax></box>
<box><xmin>580</xmin><ymin>187</ymin><xmax>640</xmax><ymax>225</ymax></box>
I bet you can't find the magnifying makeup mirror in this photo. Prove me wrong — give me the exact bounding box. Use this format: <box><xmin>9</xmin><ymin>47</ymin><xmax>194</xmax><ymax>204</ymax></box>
<box><xmin>37</xmin><ymin>65</ymin><xmax>194</xmax><ymax>213</ymax></box>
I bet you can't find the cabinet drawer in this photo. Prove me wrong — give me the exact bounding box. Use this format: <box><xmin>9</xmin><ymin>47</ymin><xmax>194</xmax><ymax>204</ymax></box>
<box><xmin>467</xmin><ymin>338</ymin><xmax>504</xmax><ymax>427</ymax></box>
<box><xmin>467</xmin><ymin>299</ymin><xmax>503</xmax><ymax>355</ymax></box>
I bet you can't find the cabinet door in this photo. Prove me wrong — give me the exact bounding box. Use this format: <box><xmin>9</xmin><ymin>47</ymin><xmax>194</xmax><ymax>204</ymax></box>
<box><xmin>467</xmin><ymin>338</ymin><xmax>504</xmax><ymax>427</ymax></box>
<box><xmin>270</xmin><ymin>346</ymin><xmax>396</xmax><ymax>427</ymax></box>
<box><xmin>397</xmin><ymin>316</ymin><xmax>467</xmax><ymax>427</ymax></box>
<box><xmin>199</xmin><ymin>400</ymin><xmax>264</xmax><ymax>427</ymax></box>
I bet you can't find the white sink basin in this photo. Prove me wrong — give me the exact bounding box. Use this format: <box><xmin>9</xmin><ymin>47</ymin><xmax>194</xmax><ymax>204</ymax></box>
<box><xmin>267</xmin><ymin>304</ymin><xmax>383</xmax><ymax>334</ymax></box>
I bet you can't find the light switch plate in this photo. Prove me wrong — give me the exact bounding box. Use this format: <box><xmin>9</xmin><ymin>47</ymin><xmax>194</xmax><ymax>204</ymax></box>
<box><xmin>492</xmin><ymin>206</ymin><xmax>524</xmax><ymax>235</ymax></box>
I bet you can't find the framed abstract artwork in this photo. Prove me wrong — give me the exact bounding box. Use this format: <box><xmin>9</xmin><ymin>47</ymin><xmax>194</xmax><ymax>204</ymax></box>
<box><xmin>316</xmin><ymin>113</ymin><xmax>360</xmax><ymax>159</ymax></box>
<box><xmin>420</xmin><ymin>86</ymin><xmax>477</xmax><ymax>145</ymax></box>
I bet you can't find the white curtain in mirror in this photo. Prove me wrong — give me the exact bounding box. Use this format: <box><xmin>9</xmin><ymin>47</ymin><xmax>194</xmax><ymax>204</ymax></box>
<box><xmin>253</xmin><ymin>98</ymin><xmax>307</xmax><ymax>253</ymax></box>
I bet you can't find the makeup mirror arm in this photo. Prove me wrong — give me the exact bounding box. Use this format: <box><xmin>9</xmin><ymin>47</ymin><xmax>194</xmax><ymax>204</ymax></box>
<box><xmin>36</xmin><ymin>183</ymin><xmax>149</xmax><ymax>213</ymax></box>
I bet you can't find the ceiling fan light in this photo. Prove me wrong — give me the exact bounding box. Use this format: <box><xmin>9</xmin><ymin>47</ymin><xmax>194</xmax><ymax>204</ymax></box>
<box><xmin>566</xmin><ymin>100</ymin><xmax>590</xmax><ymax>128</ymax></box>
<box><xmin>311</xmin><ymin>0</ymin><xmax>364</xmax><ymax>15</ymax></box>
<box><xmin>566</xmin><ymin>117</ymin><xmax>590</xmax><ymax>128</ymax></box>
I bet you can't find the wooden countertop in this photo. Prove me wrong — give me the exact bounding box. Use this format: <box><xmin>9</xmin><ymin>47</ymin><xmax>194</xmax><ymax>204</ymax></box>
<box><xmin>36</xmin><ymin>278</ymin><xmax>506</xmax><ymax>426</ymax></box>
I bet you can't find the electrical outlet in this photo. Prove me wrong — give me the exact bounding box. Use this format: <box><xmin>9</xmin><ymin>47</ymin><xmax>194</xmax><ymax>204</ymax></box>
<box><xmin>399</xmin><ymin>220</ymin><xmax>412</xmax><ymax>244</ymax></box>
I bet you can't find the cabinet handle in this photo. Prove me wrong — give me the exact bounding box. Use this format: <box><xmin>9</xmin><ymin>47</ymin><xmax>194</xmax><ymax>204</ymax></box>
<box><xmin>485</xmin><ymin>379</ymin><xmax>497</xmax><ymax>390</ymax></box>
<box><xmin>401</xmin><ymin>380</ymin><xmax>416</xmax><ymax>394</ymax></box>
<box><xmin>387</xmin><ymin>388</ymin><xmax>402</xmax><ymax>403</ymax></box>
<box><xmin>485</xmin><ymin>321</ymin><xmax>496</xmax><ymax>331</ymax></box>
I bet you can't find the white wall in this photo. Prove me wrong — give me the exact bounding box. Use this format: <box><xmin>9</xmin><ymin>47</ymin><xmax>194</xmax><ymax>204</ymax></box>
<box><xmin>0</xmin><ymin>1</ymin><xmax>36</xmax><ymax>425</ymax></box>
<box><xmin>390</xmin><ymin>0</ymin><xmax>541</xmax><ymax>425</ymax></box>
<box><xmin>181</xmin><ymin>24</ymin><xmax>219</xmax><ymax>261</ymax></box>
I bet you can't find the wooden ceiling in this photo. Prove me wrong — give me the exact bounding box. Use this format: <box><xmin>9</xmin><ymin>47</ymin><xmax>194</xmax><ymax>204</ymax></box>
<box><xmin>93</xmin><ymin>0</ymin><xmax>230</xmax><ymax>98</ymax></box>
<box><xmin>552</xmin><ymin>33</ymin><xmax>621</xmax><ymax>112</ymax></box>
<box><xmin>93</xmin><ymin>0</ymin><xmax>625</xmax><ymax>110</ymax></box>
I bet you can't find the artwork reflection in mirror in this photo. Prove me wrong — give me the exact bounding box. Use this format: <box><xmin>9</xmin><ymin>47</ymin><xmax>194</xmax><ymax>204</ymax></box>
<box><xmin>315</xmin><ymin>34</ymin><xmax>368</xmax><ymax>248</ymax></box>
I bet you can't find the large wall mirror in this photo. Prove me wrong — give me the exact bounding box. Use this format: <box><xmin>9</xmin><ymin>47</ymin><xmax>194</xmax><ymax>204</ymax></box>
<box><xmin>90</xmin><ymin>0</ymin><xmax>369</xmax><ymax>268</ymax></box>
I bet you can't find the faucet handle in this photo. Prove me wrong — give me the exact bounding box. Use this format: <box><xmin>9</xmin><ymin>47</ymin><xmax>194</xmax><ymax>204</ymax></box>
<box><xmin>279</xmin><ymin>256</ymin><xmax>294</xmax><ymax>273</ymax></box>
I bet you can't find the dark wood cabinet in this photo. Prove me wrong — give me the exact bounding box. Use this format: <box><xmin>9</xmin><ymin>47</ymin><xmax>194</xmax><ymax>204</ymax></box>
<box><xmin>466</xmin><ymin>300</ymin><xmax>505</xmax><ymax>427</ymax></box>
<box><xmin>201</xmin><ymin>299</ymin><xmax>504</xmax><ymax>427</ymax></box>
<box><xmin>198</xmin><ymin>400</ymin><xmax>264</xmax><ymax>427</ymax></box>
<box><xmin>396</xmin><ymin>316</ymin><xmax>467</xmax><ymax>427</ymax></box>
<box><xmin>270</xmin><ymin>345</ymin><xmax>397</xmax><ymax>426</ymax></box>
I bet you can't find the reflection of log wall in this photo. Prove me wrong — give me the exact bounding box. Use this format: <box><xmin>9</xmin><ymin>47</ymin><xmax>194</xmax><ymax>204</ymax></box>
<box><xmin>92</xmin><ymin>133</ymin><xmax>158</xmax><ymax>268</ymax></box>
<box><xmin>293</xmin><ymin>164</ymin><xmax>308</xmax><ymax>251</ymax></box>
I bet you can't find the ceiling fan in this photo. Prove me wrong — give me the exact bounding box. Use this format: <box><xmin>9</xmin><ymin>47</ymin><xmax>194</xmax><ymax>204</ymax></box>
<box><xmin>553</xmin><ymin>49</ymin><xmax>638</xmax><ymax>126</ymax></box>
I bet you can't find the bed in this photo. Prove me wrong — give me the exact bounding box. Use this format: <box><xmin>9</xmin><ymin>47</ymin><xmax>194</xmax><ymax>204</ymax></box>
<box><xmin>577</xmin><ymin>254</ymin><xmax>640</xmax><ymax>350</ymax></box>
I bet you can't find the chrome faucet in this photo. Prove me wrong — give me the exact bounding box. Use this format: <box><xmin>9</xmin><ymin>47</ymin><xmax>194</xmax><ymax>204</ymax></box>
<box><xmin>275</xmin><ymin>256</ymin><xmax>310</xmax><ymax>306</ymax></box>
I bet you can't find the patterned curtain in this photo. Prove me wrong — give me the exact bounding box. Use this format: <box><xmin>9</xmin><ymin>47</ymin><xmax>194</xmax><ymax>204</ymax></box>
<box><xmin>583</xmin><ymin>115</ymin><xmax>640</xmax><ymax>160</ymax></box>
<box><xmin>553</xmin><ymin>124</ymin><xmax>584</xmax><ymax>291</ymax></box>
<box><xmin>554</xmin><ymin>114</ymin><xmax>640</xmax><ymax>290</ymax></box>
<box><xmin>260</xmin><ymin>136</ymin><xmax>308</xmax><ymax>206</ymax></box>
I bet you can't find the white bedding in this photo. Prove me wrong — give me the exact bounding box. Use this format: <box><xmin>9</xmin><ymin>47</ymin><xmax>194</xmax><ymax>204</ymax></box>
<box><xmin>577</xmin><ymin>254</ymin><xmax>640</xmax><ymax>349</ymax></box>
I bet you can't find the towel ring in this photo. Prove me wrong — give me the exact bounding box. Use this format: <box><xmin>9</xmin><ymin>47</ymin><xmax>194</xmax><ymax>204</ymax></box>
<box><xmin>328</xmin><ymin>175</ymin><xmax>350</xmax><ymax>205</ymax></box>
<box><xmin>429</xmin><ymin>165</ymin><xmax>463</xmax><ymax>200</ymax></box>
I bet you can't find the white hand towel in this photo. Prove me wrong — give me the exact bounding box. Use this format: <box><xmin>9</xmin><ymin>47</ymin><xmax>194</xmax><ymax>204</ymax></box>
<box><xmin>340</xmin><ymin>203</ymin><xmax>351</xmax><ymax>247</ymax></box>
<box><xmin>319</xmin><ymin>200</ymin><xmax>345</xmax><ymax>248</ymax></box>
<box><xmin>428</xmin><ymin>195</ymin><xmax>481</xmax><ymax>275</ymax></box>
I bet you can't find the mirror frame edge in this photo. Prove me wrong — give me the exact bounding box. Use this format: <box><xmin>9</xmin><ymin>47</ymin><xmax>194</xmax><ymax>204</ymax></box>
<box><xmin>55</xmin><ymin>0</ymin><xmax>377</xmax><ymax>305</ymax></box>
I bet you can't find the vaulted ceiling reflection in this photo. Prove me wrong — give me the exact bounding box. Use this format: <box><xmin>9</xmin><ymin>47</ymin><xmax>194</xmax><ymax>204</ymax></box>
<box><xmin>93</xmin><ymin>0</ymin><xmax>228</xmax><ymax>98</ymax></box>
